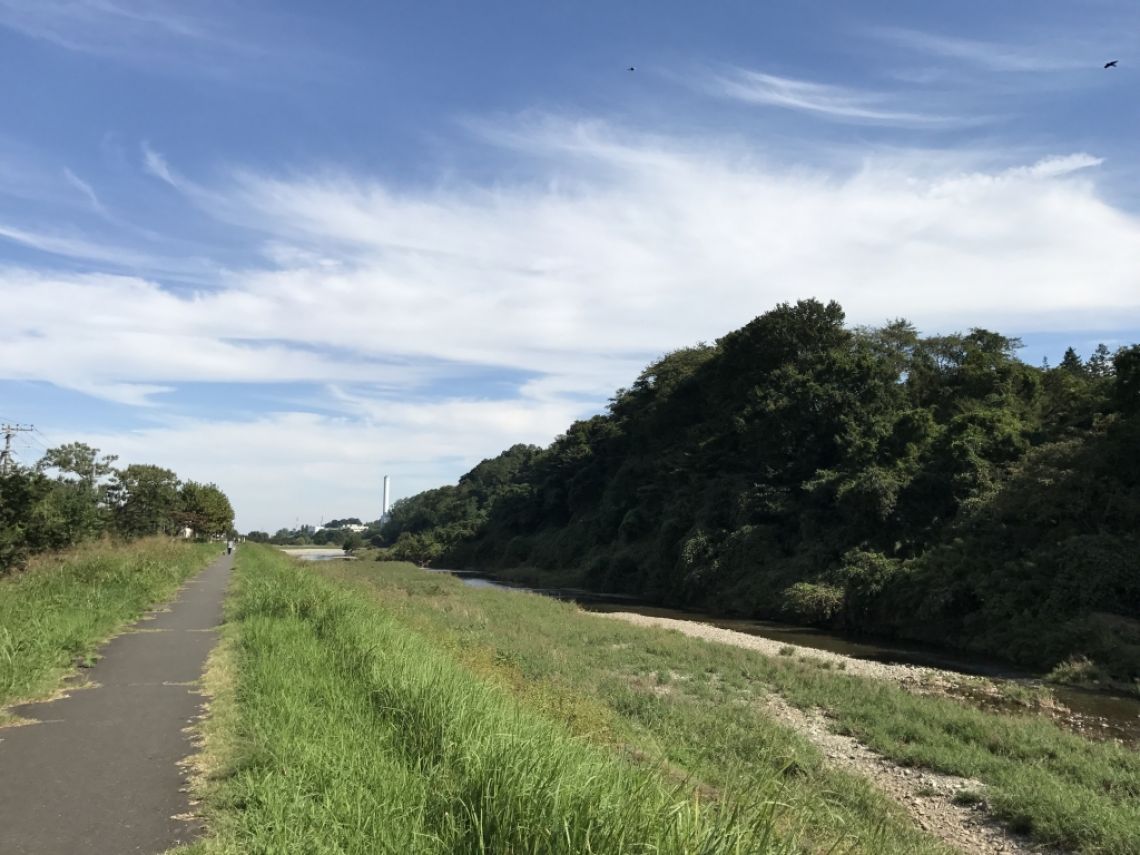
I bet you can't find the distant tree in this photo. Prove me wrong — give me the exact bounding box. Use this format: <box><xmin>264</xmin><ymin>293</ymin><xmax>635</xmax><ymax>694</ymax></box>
<box><xmin>176</xmin><ymin>481</ymin><xmax>234</xmax><ymax>538</ymax></box>
<box><xmin>1113</xmin><ymin>345</ymin><xmax>1140</xmax><ymax>415</ymax></box>
<box><xmin>1059</xmin><ymin>347</ymin><xmax>1085</xmax><ymax>376</ymax></box>
<box><xmin>246</xmin><ymin>531</ymin><xmax>270</xmax><ymax>543</ymax></box>
<box><xmin>36</xmin><ymin>442</ymin><xmax>118</xmax><ymax>484</ymax></box>
<box><xmin>342</xmin><ymin>531</ymin><xmax>364</xmax><ymax>554</ymax></box>
<box><xmin>390</xmin><ymin>531</ymin><xmax>444</xmax><ymax>565</ymax></box>
<box><xmin>108</xmin><ymin>464</ymin><xmax>181</xmax><ymax>537</ymax></box>
<box><xmin>313</xmin><ymin>528</ymin><xmax>346</xmax><ymax>546</ymax></box>
<box><xmin>1088</xmin><ymin>343</ymin><xmax>1114</xmax><ymax>379</ymax></box>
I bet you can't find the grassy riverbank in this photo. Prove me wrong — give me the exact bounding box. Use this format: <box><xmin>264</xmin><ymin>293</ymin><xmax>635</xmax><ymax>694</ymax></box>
<box><xmin>321</xmin><ymin>561</ymin><xmax>1139</xmax><ymax>854</ymax></box>
<box><xmin>184</xmin><ymin>546</ymin><xmax>808</xmax><ymax>853</ymax></box>
<box><xmin>186</xmin><ymin>550</ymin><xmax>1139</xmax><ymax>852</ymax></box>
<box><xmin>187</xmin><ymin>547</ymin><xmax>954</xmax><ymax>853</ymax></box>
<box><xmin>0</xmin><ymin>538</ymin><xmax>217</xmax><ymax>717</ymax></box>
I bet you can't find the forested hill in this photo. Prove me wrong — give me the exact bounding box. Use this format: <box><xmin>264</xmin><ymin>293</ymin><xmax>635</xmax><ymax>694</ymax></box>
<box><xmin>382</xmin><ymin>300</ymin><xmax>1140</xmax><ymax>683</ymax></box>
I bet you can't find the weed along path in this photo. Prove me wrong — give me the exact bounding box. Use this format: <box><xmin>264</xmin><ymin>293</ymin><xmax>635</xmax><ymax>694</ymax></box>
<box><xmin>0</xmin><ymin>552</ymin><xmax>233</xmax><ymax>855</ymax></box>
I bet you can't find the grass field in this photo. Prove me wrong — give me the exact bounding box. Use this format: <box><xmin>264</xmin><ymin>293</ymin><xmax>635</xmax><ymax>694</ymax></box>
<box><xmin>186</xmin><ymin>547</ymin><xmax>953</xmax><ymax>854</ymax></box>
<box><xmin>0</xmin><ymin>537</ymin><xmax>217</xmax><ymax>719</ymax></box>
<box><xmin>319</xmin><ymin>560</ymin><xmax>1140</xmax><ymax>854</ymax></box>
<box><xmin>185</xmin><ymin>549</ymin><xmax>1140</xmax><ymax>853</ymax></box>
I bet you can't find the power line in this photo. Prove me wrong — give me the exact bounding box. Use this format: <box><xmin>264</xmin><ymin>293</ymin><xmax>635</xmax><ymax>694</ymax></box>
<box><xmin>22</xmin><ymin>431</ymin><xmax>49</xmax><ymax>453</ymax></box>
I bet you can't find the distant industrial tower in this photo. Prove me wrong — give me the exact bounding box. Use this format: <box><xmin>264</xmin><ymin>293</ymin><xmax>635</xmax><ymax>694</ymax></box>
<box><xmin>382</xmin><ymin>475</ymin><xmax>390</xmax><ymax>519</ymax></box>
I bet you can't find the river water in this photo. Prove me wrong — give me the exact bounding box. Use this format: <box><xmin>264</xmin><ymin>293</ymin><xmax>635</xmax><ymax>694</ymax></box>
<box><xmin>428</xmin><ymin>568</ymin><xmax>1140</xmax><ymax>745</ymax></box>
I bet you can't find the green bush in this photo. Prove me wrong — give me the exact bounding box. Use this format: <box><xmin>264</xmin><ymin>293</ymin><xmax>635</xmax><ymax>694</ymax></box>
<box><xmin>779</xmin><ymin>582</ymin><xmax>844</xmax><ymax>624</ymax></box>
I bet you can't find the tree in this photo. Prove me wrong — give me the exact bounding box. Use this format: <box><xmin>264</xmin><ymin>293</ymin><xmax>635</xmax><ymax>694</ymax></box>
<box><xmin>176</xmin><ymin>481</ymin><xmax>234</xmax><ymax>538</ymax></box>
<box><xmin>0</xmin><ymin>468</ymin><xmax>53</xmax><ymax>573</ymax></box>
<box><xmin>34</xmin><ymin>443</ymin><xmax>119</xmax><ymax>545</ymax></box>
<box><xmin>1113</xmin><ymin>345</ymin><xmax>1140</xmax><ymax>415</ymax></box>
<box><xmin>1088</xmin><ymin>343</ymin><xmax>1114</xmax><ymax>379</ymax></box>
<box><xmin>342</xmin><ymin>531</ymin><xmax>364</xmax><ymax>554</ymax></box>
<box><xmin>375</xmin><ymin>300</ymin><xmax>1140</xmax><ymax>682</ymax></box>
<box><xmin>108</xmin><ymin>465</ymin><xmax>181</xmax><ymax>537</ymax></box>
<box><xmin>36</xmin><ymin>443</ymin><xmax>118</xmax><ymax>484</ymax></box>
<box><xmin>1059</xmin><ymin>347</ymin><xmax>1085</xmax><ymax>376</ymax></box>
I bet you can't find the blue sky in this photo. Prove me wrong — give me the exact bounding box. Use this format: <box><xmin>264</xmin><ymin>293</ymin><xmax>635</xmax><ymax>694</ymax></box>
<box><xmin>3</xmin><ymin>0</ymin><xmax>1139</xmax><ymax>531</ymax></box>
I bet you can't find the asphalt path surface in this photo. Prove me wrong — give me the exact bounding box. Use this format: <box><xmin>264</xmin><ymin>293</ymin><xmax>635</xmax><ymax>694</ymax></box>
<box><xmin>0</xmin><ymin>552</ymin><xmax>233</xmax><ymax>854</ymax></box>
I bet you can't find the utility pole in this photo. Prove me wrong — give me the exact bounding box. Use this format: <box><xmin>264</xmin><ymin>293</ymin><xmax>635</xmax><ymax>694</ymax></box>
<box><xmin>0</xmin><ymin>424</ymin><xmax>35</xmax><ymax>475</ymax></box>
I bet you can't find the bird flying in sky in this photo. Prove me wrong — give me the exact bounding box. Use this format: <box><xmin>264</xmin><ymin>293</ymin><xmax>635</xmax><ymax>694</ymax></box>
<box><xmin>628</xmin><ymin>66</ymin><xmax>635</xmax><ymax>71</ymax></box>
<box><xmin>1105</xmin><ymin>60</ymin><xmax>1119</xmax><ymax>68</ymax></box>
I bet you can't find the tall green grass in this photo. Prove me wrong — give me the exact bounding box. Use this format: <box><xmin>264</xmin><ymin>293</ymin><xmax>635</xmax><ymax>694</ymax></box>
<box><xmin>0</xmin><ymin>537</ymin><xmax>216</xmax><ymax>712</ymax></box>
<box><xmin>326</xmin><ymin>561</ymin><xmax>1140</xmax><ymax>855</ymax></box>
<box><xmin>189</xmin><ymin>546</ymin><xmax>800</xmax><ymax>854</ymax></box>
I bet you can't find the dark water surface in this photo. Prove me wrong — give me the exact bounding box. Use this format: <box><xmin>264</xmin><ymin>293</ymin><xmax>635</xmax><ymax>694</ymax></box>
<box><xmin>427</xmin><ymin>568</ymin><xmax>1140</xmax><ymax>744</ymax></box>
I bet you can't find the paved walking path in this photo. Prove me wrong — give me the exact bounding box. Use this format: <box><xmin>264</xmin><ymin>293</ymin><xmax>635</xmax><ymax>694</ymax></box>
<box><xmin>0</xmin><ymin>552</ymin><xmax>233</xmax><ymax>855</ymax></box>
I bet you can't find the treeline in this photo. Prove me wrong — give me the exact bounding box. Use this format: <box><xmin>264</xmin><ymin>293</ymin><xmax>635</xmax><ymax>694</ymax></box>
<box><xmin>0</xmin><ymin>441</ymin><xmax>235</xmax><ymax>573</ymax></box>
<box><xmin>247</xmin><ymin>518</ymin><xmax>379</xmax><ymax>550</ymax></box>
<box><xmin>380</xmin><ymin>300</ymin><xmax>1140</xmax><ymax>683</ymax></box>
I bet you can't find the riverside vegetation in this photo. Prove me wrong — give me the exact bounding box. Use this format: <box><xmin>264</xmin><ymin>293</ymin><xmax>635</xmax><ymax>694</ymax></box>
<box><xmin>379</xmin><ymin>299</ymin><xmax>1140</xmax><ymax>687</ymax></box>
<box><xmin>185</xmin><ymin>549</ymin><xmax>1139</xmax><ymax>853</ymax></box>
<box><xmin>0</xmin><ymin>440</ymin><xmax>235</xmax><ymax>574</ymax></box>
<box><xmin>0</xmin><ymin>537</ymin><xmax>218</xmax><ymax>721</ymax></box>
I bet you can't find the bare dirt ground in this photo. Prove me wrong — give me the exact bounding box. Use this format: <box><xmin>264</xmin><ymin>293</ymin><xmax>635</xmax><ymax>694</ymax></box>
<box><xmin>598</xmin><ymin>611</ymin><xmax>1065</xmax><ymax>855</ymax></box>
<box><xmin>759</xmin><ymin>693</ymin><xmax>1051</xmax><ymax>854</ymax></box>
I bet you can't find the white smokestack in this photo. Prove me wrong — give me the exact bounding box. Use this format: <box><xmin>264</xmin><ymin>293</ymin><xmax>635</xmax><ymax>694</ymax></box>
<box><xmin>382</xmin><ymin>475</ymin><xmax>390</xmax><ymax>517</ymax></box>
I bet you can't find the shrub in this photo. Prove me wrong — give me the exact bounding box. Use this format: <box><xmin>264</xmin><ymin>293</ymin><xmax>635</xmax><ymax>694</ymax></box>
<box><xmin>779</xmin><ymin>582</ymin><xmax>843</xmax><ymax>624</ymax></box>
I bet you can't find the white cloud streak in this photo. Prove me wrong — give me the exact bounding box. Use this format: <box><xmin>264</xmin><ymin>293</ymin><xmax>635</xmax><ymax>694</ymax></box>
<box><xmin>0</xmin><ymin>223</ymin><xmax>162</xmax><ymax>267</ymax></box>
<box><xmin>0</xmin><ymin>0</ymin><xmax>249</xmax><ymax>60</ymax></box>
<box><xmin>871</xmin><ymin>26</ymin><xmax>1094</xmax><ymax>72</ymax></box>
<box><xmin>7</xmin><ymin>129</ymin><xmax>1140</xmax><ymax>392</ymax></box>
<box><xmin>62</xmin><ymin>168</ymin><xmax>107</xmax><ymax>215</ymax></box>
<box><xmin>710</xmin><ymin>69</ymin><xmax>959</xmax><ymax>126</ymax></box>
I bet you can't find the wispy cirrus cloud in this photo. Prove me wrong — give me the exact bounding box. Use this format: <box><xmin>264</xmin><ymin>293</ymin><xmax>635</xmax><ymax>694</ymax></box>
<box><xmin>708</xmin><ymin>68</ymin><xmax>961</xmax><ymax>127</ymax></box>
<box><xmin>62</xmin><ymin>168</ymin><xmax>108</xmax><ymax>216</ymax></box>
<box><xmin>8</xmin><ymin>122</ymin><xmax>1139</xmax><ymax>401</ymax></box>
<box><xmin>0</xmin><ymin>0</ymin><xmax>336</xmax><ymax>82</ymax></box>
<box><xmin>0</xmin><ymin>0</ymin><xmax>236</xmax><ymax>56</ymax></box>
<box><xmin>870</xmin><ymin>26</ymin><xmax>1094</xmax><ymax>73</ymax></box>
<box><xmin>0</xmin><ymin>222</ymin><xmax>163</xmax><ymax>267</ymax></box>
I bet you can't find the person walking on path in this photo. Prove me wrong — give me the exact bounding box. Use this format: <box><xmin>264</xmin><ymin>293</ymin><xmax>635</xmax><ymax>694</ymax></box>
<box><xmin>226</xmin><ymin>538</ymin><xmax>234</xmax><ymax>555</ymax></box>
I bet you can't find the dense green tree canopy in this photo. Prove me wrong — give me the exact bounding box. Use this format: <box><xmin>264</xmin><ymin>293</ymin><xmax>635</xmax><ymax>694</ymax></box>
<box><xmin>383</xmin><ymin>300</ymin><xmax>1140</xmax><ymax>683</ymax></box>
<box><xmin>177</xmin><ymin>481</ymin><xmax>236</xmax><ymax>538</ymax></box>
